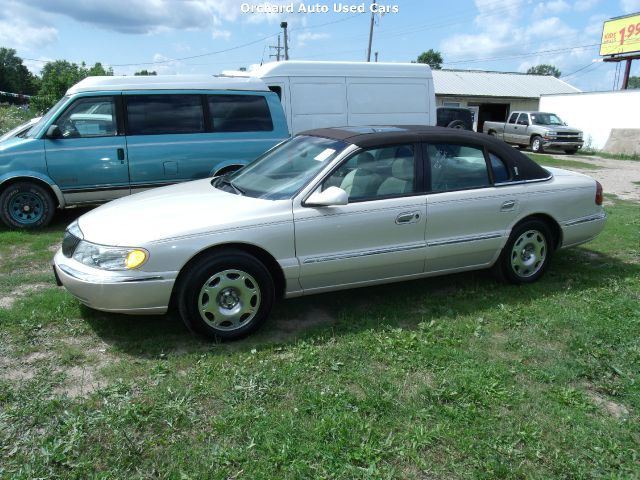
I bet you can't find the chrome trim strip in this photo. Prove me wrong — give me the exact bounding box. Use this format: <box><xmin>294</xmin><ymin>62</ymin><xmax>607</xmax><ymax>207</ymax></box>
<box><xmin>563</xmin><ymin>212</ymin><xmax>607</xmax><ymax>227</ymax></box>
<box><xmin>58</xmin><ymin>264</ymin><xmax>163</xmax><ymax>283</ymax></box>
<box><xmin>427</xmin><ymin>232</ymin><xmax>503</xmax><ymax>247</ymax></box>
<box><xmin>126</xmin><ymin>138</ymin><xmax>285</xmax><ymax>148</ymax></box>
<box><xmin>302</xmin><ymin>242</ymin><xmax>425</xmax><ymax>264</ymax></box>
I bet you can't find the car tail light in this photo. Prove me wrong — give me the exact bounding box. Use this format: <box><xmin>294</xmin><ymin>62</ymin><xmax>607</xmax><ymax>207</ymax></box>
<box><xmin>595</xmin><ymin>181</ymin><xmax>603</xmax><ymax>205</ymax></box>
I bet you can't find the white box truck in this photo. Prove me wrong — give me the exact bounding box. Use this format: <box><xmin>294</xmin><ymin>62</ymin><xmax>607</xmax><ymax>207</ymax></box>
<box><xmin>222</xmin><ymin>61</ymin><xmax>436</xmax><ymax>134</ymax></box>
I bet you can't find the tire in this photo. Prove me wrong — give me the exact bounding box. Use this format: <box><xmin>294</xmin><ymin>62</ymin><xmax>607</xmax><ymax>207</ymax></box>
<box><xmin>488</xmin><ymin>131</ymin><xmax>497</xmax><ymax>137</ymax></box>
<box><xmin>447</xmin><ymin>120</ymin><xmax>466</xmax><ymax>129</ymax></box>
<box><xmin>495</xmin><ymin>220</ymin><xmax>553</xmax><ymax>284</ymax></box>
<box><xmin>0</xmin><ymin>181</ymin><xmax>55</xmax><ymax>229</ymax></box>
<box><xmin>564</xmin><ymin>148</ymin><xmax>578</xmax><ymax>155</ymax></box>
<box><xmin>177</xmin><ymin>250</ymin><xmax>275</xmax><ymax>341</ymax></box>
<box><xmin>530</xmin><ymin>136</ymin><xmax>544</xmax><ymax>153</ymax></box>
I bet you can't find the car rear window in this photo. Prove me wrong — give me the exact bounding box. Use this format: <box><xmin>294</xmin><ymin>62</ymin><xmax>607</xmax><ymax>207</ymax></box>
<box><xmin>208</xmin><ymin>94</ymin><xmax>273</xmax><ymax>132</ymax></box>
<box><xmin>126</xmin><ymin>94</ymin><xmax>205</xmax><ymax>135</ymax></box>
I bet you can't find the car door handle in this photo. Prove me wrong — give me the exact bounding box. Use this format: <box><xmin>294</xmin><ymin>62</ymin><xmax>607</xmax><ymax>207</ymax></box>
<box><xmin>500</xmin><ymin>200</ymin><xmax>516</xmax><ymax>211</ymax></box>
<box><xmin>117</xmin><ymin>148</ymin><xmax>125</xmax><ymax>163</ymax></box>
<box><xmin>396</xmin><ymin>212</ymin><xmax>421</xmax><ymax>224</ymax></box>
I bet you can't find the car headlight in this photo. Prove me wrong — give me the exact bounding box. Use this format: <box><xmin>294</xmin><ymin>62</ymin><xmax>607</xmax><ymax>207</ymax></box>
<box><xmin>72</xmin><ymin>241</ymin><xmax>148</xmax><ymax>270</ymax></box>
<box><xmin>577</xmin><ymin>132</ymin><xmax>583</xmax><ymax>139</ymax></box>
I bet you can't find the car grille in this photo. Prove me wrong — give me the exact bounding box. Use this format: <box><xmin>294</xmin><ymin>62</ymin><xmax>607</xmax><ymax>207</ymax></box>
<box><xmin>555</xmin><ymin>133</ymin><xmax>581</xmax><ymax>141</ymax></box>
<box><xmin>62</xmin><ymin>231</ymin><xmax>81</xmax><ymax>258</ymax></box>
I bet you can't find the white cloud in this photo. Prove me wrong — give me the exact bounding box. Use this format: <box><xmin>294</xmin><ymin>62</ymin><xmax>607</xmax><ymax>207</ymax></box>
<box><xmin>533</xmin><ymin>0</ymin><xmax>571</xmax><ymax>16</ymax></box>
<box><xmin>574</xmin><ymin>0</ymin><xmax>600</xmax><ymax>11</ymax></box>
<box><xmin>620</xmin><ymin>0</ymin><xmax>640</xmax><ymax>13</ymax></box>
<box><xmin>212</xmin><ymin>29</ymin><xmax>232</xmax><ymax>40</ymax></box>
<box><xmin>0</xmin><ymin>1</ymin><xmax>58</xmax><ymax>51</ymax></box>
<box><xmin>295</xmin><ymin>32</ymin><xmax>329</xmax><ymax>47</ymax></box>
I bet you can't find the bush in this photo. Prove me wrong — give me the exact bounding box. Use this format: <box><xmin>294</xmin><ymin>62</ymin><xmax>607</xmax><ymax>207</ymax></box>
<box><xmin>0</xmin><ymin>104</ymin><xmax>37</xmax><ymax>135</ymax></box>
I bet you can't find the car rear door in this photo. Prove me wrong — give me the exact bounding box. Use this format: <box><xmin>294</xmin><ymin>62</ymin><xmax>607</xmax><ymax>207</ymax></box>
<box><xmin>425</xmin><ymin>142</ymin><xmax>521</xmax><ymax>273</ymax></box>
<box><xmin>293</xmin><ymin>143</ymin><xmax>428</xmax><ymax>293</ymax></box>
<box><xmin>503</xmin><ymin>112</ymin><xmax>519</xmax><ymax>143</ymax></box>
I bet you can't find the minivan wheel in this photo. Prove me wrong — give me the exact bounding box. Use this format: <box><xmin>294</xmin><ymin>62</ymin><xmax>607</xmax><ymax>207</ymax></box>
<box><xmin>496</xmin><ymin>220</ymin><xmax>553</xmax><ymax>284</ymax></box>
<box><xmin>0</xmin><ymin>181</ymin><xmax>55</xmax><ymax>229</ymax></box>
<box><xmin>530</xmin><ymin>136</ymin><xmax>544</xmax><ymax>153</ymax></box>
<box><xmin>177</xmin><ymin>250</ymin><xmax>274</xmax><ymax>340</ymax></box>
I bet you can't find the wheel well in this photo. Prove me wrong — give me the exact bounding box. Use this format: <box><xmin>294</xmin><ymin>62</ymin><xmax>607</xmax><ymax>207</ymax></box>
<box><xmin>487</xmin><ymin>129</ymin><xmax>496</xmax><ymax>135</ymax></box>
<box><xmin>530</xmin><ymin>134</ymin><xmax>542</xmax><ymax>142</ymax></box>
<box><xmin>170</xmin><ymin>242</ymin><xmax>287</xmax><ymax>307</ymax></box>
<box><xmin>514</xmin><ymin>213</ymin><xmax>562</xmax><ymax>250</ymax></box>
<box><xmin>0</xmin><ymin>177</ymin><xmax>60</xmax><ymax>207</ymax></box>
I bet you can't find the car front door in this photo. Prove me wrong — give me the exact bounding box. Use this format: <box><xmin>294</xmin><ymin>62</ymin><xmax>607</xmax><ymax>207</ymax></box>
<box><xmin>514</xmin><ymin>113</ymin><xmax>530</xmax><ymax>145</ymax></box>
<box><xmin>425</xmin><ymin>143</ymin><xmax>520</xmax><ymax>273</ymax></box>
<box><xmin>44</xmin><ymin>95</ymin><xmax>130</xmax><ymax>203</ymax></box>
<box><xmin>293</xmin><ymin>144</ymin><xmax>428</xmax><ymax>293</ymax></box>
<box><xmin>503</xmin><ymin>112</ymin><xmax>519</xmax><ymax>142</ymax></box>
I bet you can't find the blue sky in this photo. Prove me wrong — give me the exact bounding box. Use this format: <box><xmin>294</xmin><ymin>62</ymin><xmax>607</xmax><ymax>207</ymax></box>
<box><xmin>1</xmin><ymin>0</ymin><xmax>639</xmax><ymax>92</ymax></box>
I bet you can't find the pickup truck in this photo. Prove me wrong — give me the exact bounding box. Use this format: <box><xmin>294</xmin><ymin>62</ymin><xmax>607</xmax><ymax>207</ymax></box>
<box><xmin>483</xmin><ymin>111</ymin><xmax>583</xmax><ymax>154</ymax></box>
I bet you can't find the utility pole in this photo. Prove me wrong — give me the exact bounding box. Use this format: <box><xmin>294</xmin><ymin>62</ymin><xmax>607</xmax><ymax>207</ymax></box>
<box><xmin>280</xmin><ymin>22</ymin><xmax>289</xmax><ymax>60</ymax></box>
<box><xmin>269</xmin><ymin>35</ymin><xmax>283</xmax><ymax>61</ymax></box>
<box><xmin>366</xmin><ymin>0</ymin><xmax>376</xmax><ymax>62</ymax></box>
<box><xmin>374</xmin><ymin>51</ymin><xmax>378</xmax><ymax>62</ymax></box>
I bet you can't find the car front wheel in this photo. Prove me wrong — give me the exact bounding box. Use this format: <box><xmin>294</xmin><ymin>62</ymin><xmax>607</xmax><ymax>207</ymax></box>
<box><xmin>497</xmin><ymin>220</ymin><xmax>553</xmax><ymax>284</ymax></box>
<box><xmin>0</xmin><ymin>181</ymin><xmax>55</xmax><ymax>229</ymax></box>
<box><xmin>530</xmin><ymin>136</ymin><xmax>544</xmax><ymax>153</ymax></box>
<box><xmin>177</xmin><ymin>250</ymin><xmax>274</xmax><ymax>340</ymax></box>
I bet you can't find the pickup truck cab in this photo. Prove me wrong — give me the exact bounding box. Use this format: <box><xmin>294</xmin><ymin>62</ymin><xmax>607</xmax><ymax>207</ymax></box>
<box><xmin>0</xmin><ymin>75</ymin><xmax>289</xmax><ymax>229</ymax></box>
<box><xmin>483</xmin><ymin>111</ymin><xmax>583</xmax><ymax>154</ymax></box>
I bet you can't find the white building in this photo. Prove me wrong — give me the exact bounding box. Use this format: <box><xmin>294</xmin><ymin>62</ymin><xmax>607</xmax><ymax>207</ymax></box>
<box><xmin>432</xmin><ymin>69</ymin><xmax>580</xmax><ymax>132</ymax></box>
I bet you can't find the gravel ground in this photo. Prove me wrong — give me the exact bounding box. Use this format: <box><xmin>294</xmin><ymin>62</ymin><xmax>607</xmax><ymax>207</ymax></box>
<box><xmin>547</xmin><ymin>153</ymin><xmax>640</xmax><ymax>202</ymax></box>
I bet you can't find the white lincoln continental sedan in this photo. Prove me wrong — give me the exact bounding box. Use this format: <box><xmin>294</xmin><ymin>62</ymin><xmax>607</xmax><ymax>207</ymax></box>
<box><xmin>53</xmin><ymin>126</ymin><xmax>606</xmax><ymax>340</ymax></box>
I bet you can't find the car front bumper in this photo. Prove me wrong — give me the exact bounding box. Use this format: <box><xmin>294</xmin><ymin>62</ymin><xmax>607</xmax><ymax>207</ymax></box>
<box><xmin>53</xmin><ymin>249</ymin><xmax>177</xmax><ymax>314</ymax></box>
<box><xmin>542</xmin><ymin>140</ymin><xmax>584</xmax><ymax>149</ymax></box>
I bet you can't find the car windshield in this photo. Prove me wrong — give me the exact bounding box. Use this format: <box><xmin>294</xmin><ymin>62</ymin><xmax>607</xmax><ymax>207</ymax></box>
<box><xmin>220</xmin><ymin>135</ymin><xmax>349</xmax><ymax>200</ymax></box>
<box><xmin>25</xmin><ymin>96</ymin><xmax>69</xmax><ymax>138</ymax></box>
<box><xmin>531</xmin><ymin>113</ymin><xmax>564</xmax><ymax>126</ymax></box>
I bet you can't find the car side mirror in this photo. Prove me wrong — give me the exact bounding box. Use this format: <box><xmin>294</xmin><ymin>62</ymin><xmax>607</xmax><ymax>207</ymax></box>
<box><xmin>305</xmin><ymin>186</ymin><xmax>348</xmax><ymax>207</ymax></box>
<box><xmin>46</xmin><ymin>124</ymin><xmax>62</xmax><ymax>139</ymax></box>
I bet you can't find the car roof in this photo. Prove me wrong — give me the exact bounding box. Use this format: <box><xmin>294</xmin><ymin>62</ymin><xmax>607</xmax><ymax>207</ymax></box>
<box><xmin>300</xmin><ymin>125</ymin><xmax>551</xmax><ymax>181</ymax></box>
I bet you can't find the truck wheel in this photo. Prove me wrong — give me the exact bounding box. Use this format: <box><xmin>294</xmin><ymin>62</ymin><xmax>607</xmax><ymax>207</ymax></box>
<box><xmin>488</xmin><ymin>131</ymin><xmax>497</xmax><ymax>137</ymax></box>
<box><xmin>447</xmin><ymin>120</ymin><xmax>466</xmax><ymax>129</ymax></box>
<box><xmin>530</xmin><ymin>136</ymin><xmax>544</xmax><ymax>153</ymax></box>
<box><xmin>0</xmin><ymin>181</ymin><xmax>56</xmax><ymax>229</ymax></box>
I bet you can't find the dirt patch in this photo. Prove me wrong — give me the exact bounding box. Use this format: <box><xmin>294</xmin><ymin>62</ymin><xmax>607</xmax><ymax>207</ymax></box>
<box><xmin>400</xmin><ymin>369</ymin><xmax>435</xmax><ymax>399</ymax></box>
<box><xmin>48</xmin><ymin>242</ymin><xmax>61</xmax><ymax>253</ymax></box>
<box><xmin>585</xmin><ymin>386</ymin><xmax>630</xmax><ymax>419</ymax></box>
<box><xmin>548</xmin><ymin>154</ymin><xmax>640</xmax><ymax>202</ymax></box>
<box><xmin>264</xmin><ymin>307</ymin><xmax>337</xmax><ymax>343</ymax></box>
<box><xmin>0</xmin><ymin>283</ymin><xmax>50</xmax><ymax>309</ymax></box>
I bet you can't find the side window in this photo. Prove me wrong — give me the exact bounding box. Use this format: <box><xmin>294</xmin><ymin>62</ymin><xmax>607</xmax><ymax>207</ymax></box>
<box><xmin>508</xmin><ymin>112</ymin><xmax>518</xmax><ymax>124</ymax></box>
<box><xmin>208</xmin><ymin>95</ymin><xmax>273</xmax><ymax>132</ymax></box>
<box><xmin>517</xmin><ymin>114</ymin><xmax>529</xmax><ymax>126</ymax></box>
<box><xmin>428</xmin><ymin>143</ymin><xmax>490</xmax><ymax>192</ymax></box>
<box><xmin>126</xmin><ymin>95</ymin><xmax>204</xmax><ymax>135</ymax></box>
<box><xmin>489</xmin><ymin>152</ymin><xmax>510</xmax><ymax>183</ymax></box>
<box><xmin>323</xmin><ymin>145</ymin><xmax>415</xmax><ymax>201</ymax></box>
<box><xmin>55</xmin><ymin>96</ymin><xmax>116</xmax><ymax>138</ymax></box>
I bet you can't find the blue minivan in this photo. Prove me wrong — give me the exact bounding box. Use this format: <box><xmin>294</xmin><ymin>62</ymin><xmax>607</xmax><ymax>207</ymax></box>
<box><xmin>0</xmin><ymin>75</ymin><xmax>289</xmax><ymax>228</ymax></box>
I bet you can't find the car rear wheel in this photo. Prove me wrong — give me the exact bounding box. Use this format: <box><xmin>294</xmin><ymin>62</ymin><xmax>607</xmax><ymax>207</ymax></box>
<box><xmin>447</xmin><ymin>120</ymin><xmax>466</xmax><ymax>129</ymax></box>
<box><xmin>530</xmin><ymin>136</ymin><xmax>544</xmax><ymax>153</ymax></box>
<box><xmin>0</xmin><ymin>181</ymin><xmax>55</xmax><ymax>229</ymax></box>
<box><xmin>496</xmin><ymin>220</ymin><xmax>553</xmax><ymax>284</ymax></box>
<box><xmin>177</xmin><ymin>250</ymin><xmax>274</xmax><ymax>340</ymax></box>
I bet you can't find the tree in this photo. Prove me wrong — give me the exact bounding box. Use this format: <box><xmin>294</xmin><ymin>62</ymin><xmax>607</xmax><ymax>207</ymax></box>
<box><xmin>34</xmin><ymin>60</ymin><xmax>113</xmax><ymax>111</ymax></box>
<box><xmin>416</xmin><ymin>49</ymin><xmax>443</xmax><ymax>70</ymax></box>
<box><xmin>628</xmin><ymin>76</ymin><xmax>640</xmax><ymax>89</ymax></box>
<box><xmin>526</xmin><ymin>64</ymin><xmax>561</xmax><ymax>78</ymax></box>
<box><xmin>134</xmin><ymin>70</ymin><xmax>157</xmax><ymax>76</ymax></box>
<box><xmin>0</xmin><ymin>48</ymin><xmax>39</xmax><ymax>98</ymax></box>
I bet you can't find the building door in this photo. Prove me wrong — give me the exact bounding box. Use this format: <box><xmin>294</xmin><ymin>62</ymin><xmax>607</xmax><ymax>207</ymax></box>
<box><xmin>477</xmin><ymin>103</ymin><xmax>509</xmax><ymax>133</ymax></box>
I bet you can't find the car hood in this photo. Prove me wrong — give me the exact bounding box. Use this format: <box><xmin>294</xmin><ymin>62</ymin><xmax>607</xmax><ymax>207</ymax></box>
<box><xmin>77</xmin><ymin>178</ymin><xmax>293</xmax><ymax>246</ymax></box>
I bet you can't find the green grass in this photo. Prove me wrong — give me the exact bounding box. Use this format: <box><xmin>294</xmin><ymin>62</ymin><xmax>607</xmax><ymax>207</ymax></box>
<box><xmin>581</xmin><ymin>150</ymin><xmax>640</xmax><ymax>162</ymax></box>
<box><xmin>0</xmin><ymin>200</ymin><xmax>638</xmax><ymax>478</ymax></box>
<box><xmin>526</xmin><ymin>153</ymin><xmax>599</xmax><ymax>170</ymax></box>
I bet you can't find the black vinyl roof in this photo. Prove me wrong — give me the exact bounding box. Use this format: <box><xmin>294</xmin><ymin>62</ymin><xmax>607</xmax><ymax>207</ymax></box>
<box><xmin>299</xmin><ymin>126</ymin><xmax>550</xmax><ymax>181</ymax></box>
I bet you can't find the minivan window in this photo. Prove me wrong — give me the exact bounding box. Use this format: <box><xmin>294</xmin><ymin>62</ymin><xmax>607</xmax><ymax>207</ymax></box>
<box><xmin>126</xmin><ymin>95</ymin><xmax>204</xmax><ymax>135</ymax></box>
<box><xmin>208</xmin><ymin>95</ymin><xmax>273</xmax><ymax>132</ymax></box>
<box><xmin>54</xmin><ymin>96</ymin><xmax>117</xmax><ymax>138</ymax></box>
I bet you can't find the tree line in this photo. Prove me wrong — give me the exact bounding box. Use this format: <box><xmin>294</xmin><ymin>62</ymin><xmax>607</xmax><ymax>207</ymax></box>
<box><xmin>0</xmin><ymin>47</ymin><xmax>156</xmax><ymax>111</ymax></box>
